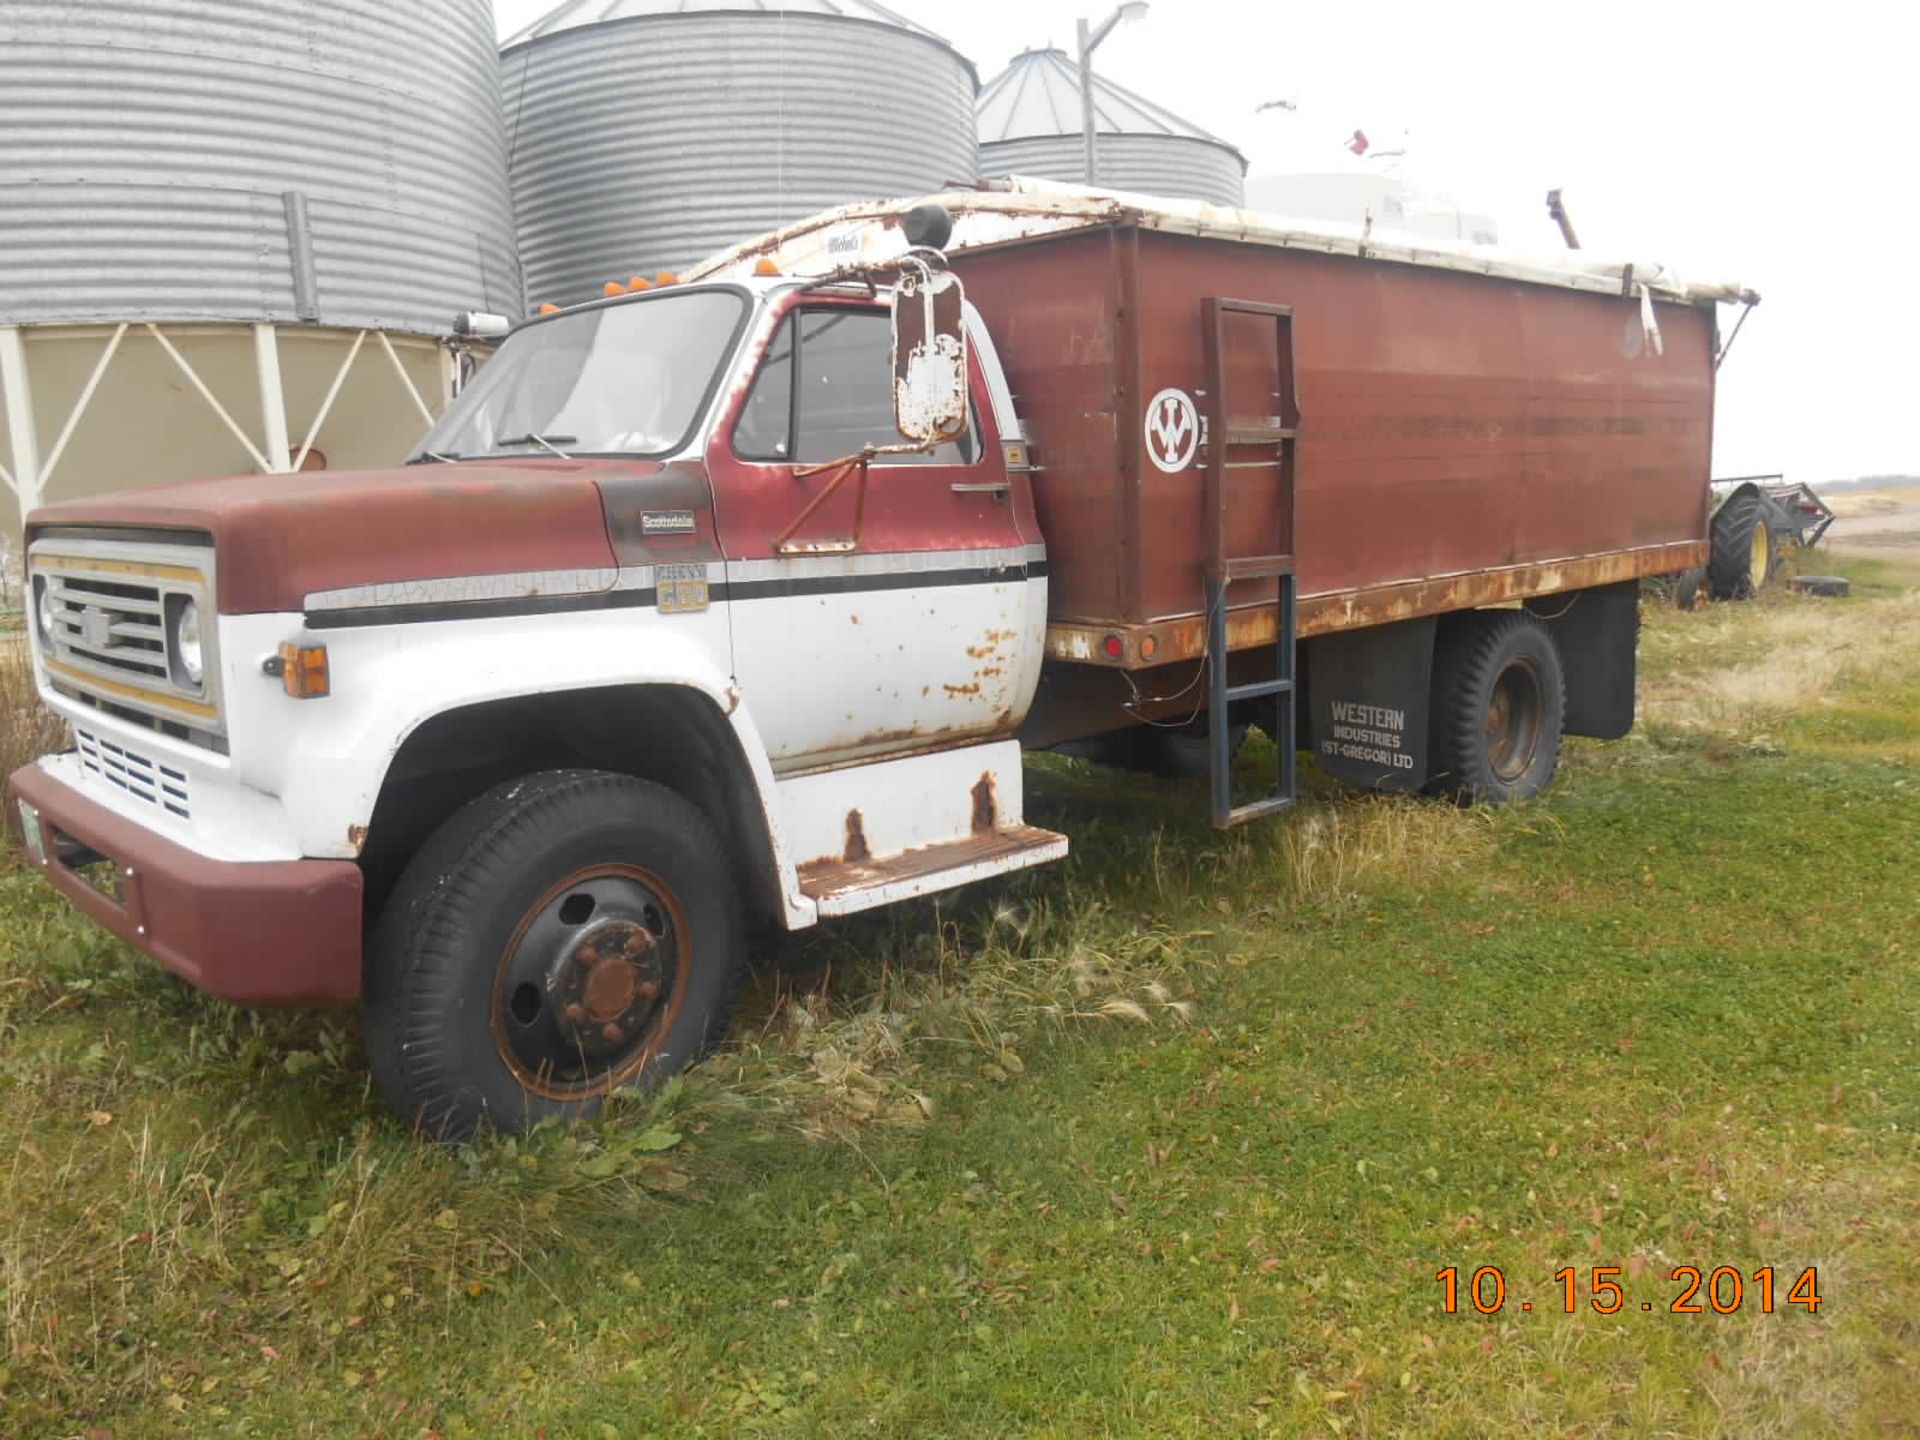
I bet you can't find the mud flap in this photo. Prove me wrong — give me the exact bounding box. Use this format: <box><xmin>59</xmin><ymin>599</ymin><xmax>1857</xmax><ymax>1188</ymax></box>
<box><xmin>1303</xmin><ymin>617</ymin><xmax>1435</xmax><ymax>791</ymax></box>
<box><xmin>1525</xmin><ymin>581</ymin><xmax>1637</xmax><ymax>739</ymax></box>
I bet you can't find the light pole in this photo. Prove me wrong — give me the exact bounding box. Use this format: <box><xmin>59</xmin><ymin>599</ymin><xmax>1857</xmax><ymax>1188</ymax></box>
<box><xmin>1077</xmin><ymin>2</ymin><xmax>1149</xmax><ymax>186</ymax></box>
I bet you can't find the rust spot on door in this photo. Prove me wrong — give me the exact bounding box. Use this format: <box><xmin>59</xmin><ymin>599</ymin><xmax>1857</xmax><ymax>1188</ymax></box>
<box><xmin>843</xmin><ymin>809</ymin><xmax>872</xmax><ymax>863</ymax></box>
<box><xmin>970</xmin><ymin>774</ymin><xmax>998</xmax><ymax>833</ymax></box>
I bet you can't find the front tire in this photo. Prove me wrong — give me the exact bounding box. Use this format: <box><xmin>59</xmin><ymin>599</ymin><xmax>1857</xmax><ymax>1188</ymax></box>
<box><xmin>1428</xmin><ymin>612</ymin><xmax>1566</xmax><ymax>805</ymax></box>
<box><xmin>364</xmin><ymin>770</ymin><xmax>745</xmax><ymax>1139</ymax></box>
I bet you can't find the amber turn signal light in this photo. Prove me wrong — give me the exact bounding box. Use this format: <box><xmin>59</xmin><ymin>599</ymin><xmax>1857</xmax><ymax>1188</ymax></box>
<box><xmin>753</xmin><ymin>258</ymin><xmax>781</xmax><ymax>276</ymax></box>
<box><xmin>277</xmin><ymin>642</ymin><xmax>330</xmax><ymax>699</ymax></box>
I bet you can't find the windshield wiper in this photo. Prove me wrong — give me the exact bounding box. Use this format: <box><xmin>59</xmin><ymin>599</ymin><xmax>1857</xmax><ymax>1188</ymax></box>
<box><xmin>410</xmin><ymin>449</ymin><xmax>462</xmax><ymax>464</ymax></box>
<box><xmin>494</xmin><ymin>432</ymin><xmax>578</xmax><ymax>460</ymax></box>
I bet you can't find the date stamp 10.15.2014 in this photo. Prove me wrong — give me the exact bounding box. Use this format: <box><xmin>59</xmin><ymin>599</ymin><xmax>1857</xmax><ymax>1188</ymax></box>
<box><xmin>1436</xmin><ymin>1265</ymin><xmax>1822</xmax><ymax>1317</ymax></box>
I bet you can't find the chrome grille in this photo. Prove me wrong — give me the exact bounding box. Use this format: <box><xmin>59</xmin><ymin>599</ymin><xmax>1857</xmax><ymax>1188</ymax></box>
<box><xmin>28</xmin><ymin>534</ymin><xmax>222</xmax><ymax>744</ymax></box>
<box><xmin>75</xmin><ymin>726</ymin><xmax>192</xmax><ymax>819</ymax></box>
<box><xmin>46</xmin><ymin>574</ymin><xmax>171</xmax><ymax>682</ymax></box>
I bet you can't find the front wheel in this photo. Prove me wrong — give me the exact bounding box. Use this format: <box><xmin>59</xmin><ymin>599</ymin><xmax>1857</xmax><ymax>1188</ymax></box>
<box><xmin>1428</xmin><ymin>612</ymin><xmax>1566</xmax><ymax>805</ymax></box>
<box><xmin>364</xmin><ymin>770</ymin><xmax>745</xmax><ymax>1139</ymax></box>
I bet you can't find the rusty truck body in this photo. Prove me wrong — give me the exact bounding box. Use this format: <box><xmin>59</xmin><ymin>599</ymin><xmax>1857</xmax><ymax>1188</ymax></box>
<box><xmin>8</xmin><ymin>181</ymin><xmax>1752</xmax><ymax>1135</ymax></box>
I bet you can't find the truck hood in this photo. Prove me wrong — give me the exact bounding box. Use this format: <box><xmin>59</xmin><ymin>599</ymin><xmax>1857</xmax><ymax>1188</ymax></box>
<box><xmin>27</xmin><ymin>461</ymin><xmax>636</xmax><ymax>614</ymax></box>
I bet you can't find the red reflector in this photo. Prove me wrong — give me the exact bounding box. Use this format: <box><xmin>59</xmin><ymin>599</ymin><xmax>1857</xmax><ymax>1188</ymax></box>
<box><xmin>1102</xmin><ymin>634</ymin><xmax>1125</xmax><ymax>660</ymax></box>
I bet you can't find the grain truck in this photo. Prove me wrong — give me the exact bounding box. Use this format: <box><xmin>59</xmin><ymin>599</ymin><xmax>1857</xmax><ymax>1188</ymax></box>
<box><xmin>7</xmin><ymin>181</ymin><xmax>1753</xmax><ymax>1136</ymax></box>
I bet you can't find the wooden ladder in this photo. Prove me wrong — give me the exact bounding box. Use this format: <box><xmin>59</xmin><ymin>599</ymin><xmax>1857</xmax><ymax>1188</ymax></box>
<box><xmin>1201</xmin><ymin>297</ymin><xmax>1300</xmax><ymax>828</ymax></box>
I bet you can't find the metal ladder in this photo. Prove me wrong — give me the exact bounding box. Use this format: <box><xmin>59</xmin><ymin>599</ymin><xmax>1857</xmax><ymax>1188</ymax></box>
<box><xmin>1201</xmin><ymin>297</ymin><xmax>1300</xmax><ymax>828</ymax></box>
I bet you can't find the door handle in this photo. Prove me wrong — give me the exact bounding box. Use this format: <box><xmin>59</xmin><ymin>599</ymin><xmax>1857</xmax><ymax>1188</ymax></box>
<box><xmin>950</xmin><ymin>481</ymin><xmax>1011</xmax><ymax>495</ymax></box>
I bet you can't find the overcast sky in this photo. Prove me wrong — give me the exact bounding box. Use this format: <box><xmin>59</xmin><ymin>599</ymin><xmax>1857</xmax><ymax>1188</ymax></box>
<box><xmin>493</xmin><ymin>0</ymin><xmax>1917</xmax><ymax>484</ymax></box>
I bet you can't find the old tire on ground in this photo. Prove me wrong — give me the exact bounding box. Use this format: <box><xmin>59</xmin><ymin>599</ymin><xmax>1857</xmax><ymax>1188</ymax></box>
<box><xmin>364</xmin><ymin>769</ymin><xmax>744</xmax><ymax>1139</ymax></box>
<box><xmin>1428</xmin><ymin>611</ymin><xmax>1566</xmax><ymax>805</ymax></box>
<box><xmin>1709</xmin><ymin>490</ymin><xmax>1777</xmax><ymax>599</ymax></box>
<box><xmin>1670</xmin><ymin>566</ymin><xmax>1710</xmax><ymax>611</ymax></box>
<box><xmin>1791</xmin><ymin>574</ymin><xmax>1852</xmax><ymax>598</ymax></box>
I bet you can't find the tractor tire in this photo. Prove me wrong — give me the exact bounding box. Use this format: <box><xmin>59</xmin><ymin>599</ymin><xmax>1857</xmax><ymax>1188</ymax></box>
<box><xmin>1709</xmin><ymin>490</ymin><xmax>1777</xmax><ymax>599</ymax></box>
<box><xmin>364</xmin><ymin>770</ymin><xmax>745</xmax><ymax>1140</ymax></box>
<box><xmin>1428</xmin><ymin>611</ymin><xmax>1566</xmax><ymax>805</ymax></box>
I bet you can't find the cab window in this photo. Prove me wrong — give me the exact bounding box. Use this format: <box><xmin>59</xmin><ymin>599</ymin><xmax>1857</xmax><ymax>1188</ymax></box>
<box><xmin>733</xmin><ymin>308</ymin><xmax>977</xmax><ymax>466</ymax></box>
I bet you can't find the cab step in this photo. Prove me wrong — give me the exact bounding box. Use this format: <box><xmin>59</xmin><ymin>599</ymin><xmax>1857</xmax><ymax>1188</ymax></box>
<box><xmin>799</xmin><ymin>823</ymin><xmax>1067</xmax><ymax>917</ymax></box>
<box><xmin>774</xmin><ymin>740</ymin><xmax>1067</xmax><ymax>921</ymax></box>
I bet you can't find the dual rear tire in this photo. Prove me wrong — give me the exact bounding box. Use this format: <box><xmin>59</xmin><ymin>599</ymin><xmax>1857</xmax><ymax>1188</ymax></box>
<box><xmin>1427</xmin><ymin>612</ymin><xmax>1566</xmax><ymax>805</ymax></box>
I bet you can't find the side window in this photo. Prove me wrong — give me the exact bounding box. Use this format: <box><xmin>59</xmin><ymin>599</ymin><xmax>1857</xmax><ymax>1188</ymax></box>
<box><xmin>732</xmin><ymin>308</ymin><xmax>977</xmax><ymax>466</ymax></box>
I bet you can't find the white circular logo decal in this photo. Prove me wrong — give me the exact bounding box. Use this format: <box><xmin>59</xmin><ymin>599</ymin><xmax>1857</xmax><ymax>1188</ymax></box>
<box><xmin>1145</xmin><ymin>388</ymin><xmax>1200</xmax><ymax>473</ymax></box>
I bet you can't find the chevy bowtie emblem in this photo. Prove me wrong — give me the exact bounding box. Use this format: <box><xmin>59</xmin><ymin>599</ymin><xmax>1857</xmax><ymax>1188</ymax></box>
<box><xmin>80</xmin><ymin>606</ymin><xmax>112</xmax><ymax>648</ymax></box>
<box><xmin>1145</xmin><ymin>388</ymin><xmax>1199</xmax><ymax>473</ymax></box>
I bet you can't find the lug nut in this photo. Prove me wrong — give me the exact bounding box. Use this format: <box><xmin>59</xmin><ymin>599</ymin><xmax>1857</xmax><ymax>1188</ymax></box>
<box><xmin>602</xmin><ymin>1023</ymin><xmax>625</xmax><ymax>1045</ymax></box>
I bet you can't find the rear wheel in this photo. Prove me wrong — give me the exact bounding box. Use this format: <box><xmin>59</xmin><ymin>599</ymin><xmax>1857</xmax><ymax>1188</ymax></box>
<box><xmin>364</xmin><ymin>770</ymin><xmax>744</xmax><ymax>1139</ymax></box>
<box><xmin>1428</xmin><ymin>612</ymin><xmax>1566</xmax><ymax>805</ymax></box>
<box><xmin>1709</xmin><ymin>490</ymin><xmax>1777</xmax><ymax>599</ymax></box>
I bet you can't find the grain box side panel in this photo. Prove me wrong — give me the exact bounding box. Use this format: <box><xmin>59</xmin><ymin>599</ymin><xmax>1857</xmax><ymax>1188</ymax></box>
<box><xmin>1125</xmin><ymin>232</ymin><xmax>1714</xmax><ymax>624</ymax></box>
<box><xmin>952</xmin><ymin>230</ymin><xmax>1129</xmax><ymax>626</ymax></box>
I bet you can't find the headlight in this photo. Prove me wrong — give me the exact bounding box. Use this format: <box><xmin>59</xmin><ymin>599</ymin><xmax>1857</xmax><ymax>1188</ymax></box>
<box><xmin>33</xmin><ymin>577</ymin><xmax>57</xmax><ymax>648</ymax></box>
<box><xmin>171</xmin><ymin>598</ymin><xmax>204</xmax><ymax>687</ymax></box>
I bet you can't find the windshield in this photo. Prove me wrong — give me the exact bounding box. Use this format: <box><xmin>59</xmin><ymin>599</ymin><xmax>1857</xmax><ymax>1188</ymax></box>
<box><xmin>414</xmin><ymin>289</ymin><xmax>748</xmax><ymax>461</ymax></box>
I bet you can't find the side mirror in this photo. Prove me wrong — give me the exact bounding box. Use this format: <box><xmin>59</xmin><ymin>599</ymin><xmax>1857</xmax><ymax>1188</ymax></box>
<box><xmin>891</xmin><ymin>264</ymin><xmax>969</xmax><ymax>446</ymax></box>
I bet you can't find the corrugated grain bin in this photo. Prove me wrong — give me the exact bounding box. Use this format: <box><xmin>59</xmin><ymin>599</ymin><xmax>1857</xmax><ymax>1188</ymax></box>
<box><xmin>977</xmin><ymin>47</ymin><xmax>1245</xmax><ymax>206</ymax></box>
<box><xmin>503</xmin><ymin>0</ymin><xmax>979</xmax><ymax>306</ymax></box>
<box><xmin>0</xmin><ymin>0</ymin><xmax>516</xmax><ymax>518</ymax></box>
<box><xmin>0</xmin><ymin>0</ymin><xmax>518</xmax><ymax>332</ymax></box>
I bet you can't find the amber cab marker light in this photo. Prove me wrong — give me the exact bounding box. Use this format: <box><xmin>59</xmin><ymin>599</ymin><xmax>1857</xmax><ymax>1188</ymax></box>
<box><xmin>603</xmin><ymin>281</ymin><xmax>625</xmax><ymax>298</ymax></box>
<box><xmin>627</xmin><ymin>276</ymin><xmax>652</xmax><ymax>291</ymax></box>
<box><xmin>753</xmin><ymin>258</ymin><xmax>781</xmax><ymax>276</ymax></box>
<box><xmin>538</xmin><ymin>302</ymin><xmax>560</xmax><ymax>315</ymax></box>
<box><xmin>275</xmin><ymin>642</ymin><xmax>330</xmax><ymax>699</ymax></box>
<box><xmin>655</xmin><ymin>271</ymin><xmax>678</xmax><ymax>286</ymax></box>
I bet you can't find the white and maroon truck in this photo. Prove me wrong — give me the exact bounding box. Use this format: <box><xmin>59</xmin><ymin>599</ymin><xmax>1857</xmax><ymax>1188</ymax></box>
<box><xmin>8</xmin><ymin>184</ymin><xmax>1750</xmax><ymax>1136</ymax></box>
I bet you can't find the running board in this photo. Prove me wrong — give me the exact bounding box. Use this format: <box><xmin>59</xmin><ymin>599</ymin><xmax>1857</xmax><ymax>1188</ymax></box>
<box><xmin>774</xmin><ymin>740</ymin><xmax>1068</xmax><ymax>922</ymax></box>
<box><xmin>799</xmin><ymin>824</ymin><xmax>1068</xmax><ymax>917</ymax></box>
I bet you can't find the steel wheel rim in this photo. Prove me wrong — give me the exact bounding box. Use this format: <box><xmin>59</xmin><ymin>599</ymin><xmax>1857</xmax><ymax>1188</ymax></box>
<box><xmin>1749</xmin><ymin>523</ymin><xmax>1770</xmax><ymax>589</ymax></box>
<box><xmin>490</xmin><ymin>862</ymin><xmax>691</xmax><ymax>1102</ymax></box>
<box><xmin>1486</xmin><ymin>656</ymin><xmax>1544</xmax><ymax>782</ymax></box>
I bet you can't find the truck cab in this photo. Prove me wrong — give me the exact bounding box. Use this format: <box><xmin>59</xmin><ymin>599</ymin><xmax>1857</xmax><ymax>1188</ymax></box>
<box><xmin>10</xmin><ymin>260</ymin><xmax>1069</xmax><ymax>1138</ymax></box>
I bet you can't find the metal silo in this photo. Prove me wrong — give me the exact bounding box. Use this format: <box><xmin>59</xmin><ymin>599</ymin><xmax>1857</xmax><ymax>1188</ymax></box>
<box><xmin>0</xmin><ymin>0</ymin><xmax>518</xmax><ymax>524</ymax></box>
<box><xmin>503</xmin><ymin>0</ymin><xmax>979</xmax><ymax>308</ymax></box>
<box><xmin>977</xmin><ymin>47</ymin><xmax>1246</xmax><ymax>207</ymax></box>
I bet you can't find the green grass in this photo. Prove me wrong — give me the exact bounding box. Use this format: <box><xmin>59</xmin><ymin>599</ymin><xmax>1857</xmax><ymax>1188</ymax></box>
<box><xmin>3</xmin><ymin>556</ymin><xmax>1917</xmax><ymax>1438</ymax></box>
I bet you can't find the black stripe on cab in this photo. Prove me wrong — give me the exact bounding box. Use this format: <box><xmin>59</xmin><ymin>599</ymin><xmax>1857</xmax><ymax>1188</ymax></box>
<box><xmin>302</xmin><ymin>559</ymin><xmax>1049</xmax><ymax>630</ymax></box>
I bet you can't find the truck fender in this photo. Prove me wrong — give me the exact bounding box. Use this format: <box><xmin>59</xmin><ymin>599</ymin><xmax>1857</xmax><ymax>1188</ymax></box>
<box><xmin>223</xmin><ymin>612</ymin><xmax>814</xmax><ymax>928</ymax></box>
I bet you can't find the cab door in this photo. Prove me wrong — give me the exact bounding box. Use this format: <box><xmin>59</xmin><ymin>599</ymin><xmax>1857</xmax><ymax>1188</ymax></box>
<box><xmin>708</xmin><ymin>296</ymin><xmax>1045</xmax><ymax>773</ymax></box>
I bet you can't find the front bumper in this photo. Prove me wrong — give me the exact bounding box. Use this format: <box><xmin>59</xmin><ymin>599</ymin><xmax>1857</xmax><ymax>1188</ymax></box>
<box><xmin>8</xmin><ymin>758</ymin><xmax>363</xmax><ymax>1006</ymax></box>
